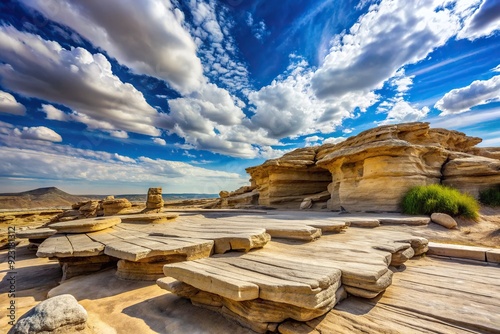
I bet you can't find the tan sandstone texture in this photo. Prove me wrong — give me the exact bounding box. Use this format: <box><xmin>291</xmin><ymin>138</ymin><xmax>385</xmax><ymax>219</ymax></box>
<box><xmin>145</xmin><ymin>187</ymin><xmax>164</xmax><ymax>211</ymax></box>
<box><xmin>246</xmin><ymin>122</ymin><xmax>500</xmax><ymax>212</ymax></box>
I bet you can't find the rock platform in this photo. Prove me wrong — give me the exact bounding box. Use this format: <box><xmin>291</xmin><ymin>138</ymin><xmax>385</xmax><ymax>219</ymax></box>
<box><xmin>280</xmin><ymin>257</ymin><xmax>500</xmax><ymax>333</ymax></box>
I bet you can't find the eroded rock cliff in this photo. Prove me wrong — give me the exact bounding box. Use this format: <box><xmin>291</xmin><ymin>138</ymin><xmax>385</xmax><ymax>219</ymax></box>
<box><xmin>245</xmin><ymin>122</ymin><xmax>500</xmax><ymax>212</ymax></box>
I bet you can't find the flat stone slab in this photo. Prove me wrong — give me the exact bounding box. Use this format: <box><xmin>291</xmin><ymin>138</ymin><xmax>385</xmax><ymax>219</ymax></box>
<box><xmin>428</xmin><ymin>242</ymin><xmax>489</xmax><ymax>261</ymax></box>
<box><xmin>117</xmin><ymin>213</ymin><xmax>179</xmax><ymax>224</ymax></box>
<box><xmin>15</xmin><ymin>228</ymin><xmax>57</xmax><ymax>239</ymax></box>
<box><xmin>37</xmin><ymin>234</ymin><xmax>105</xmax><ymax>258</ymax></box>
<box><xmin>49</xmin><ymin>217</ymin><xmax>122</xmax><ymax>233</ymax></box>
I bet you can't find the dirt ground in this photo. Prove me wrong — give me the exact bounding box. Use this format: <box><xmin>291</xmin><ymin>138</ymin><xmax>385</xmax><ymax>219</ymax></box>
<box><xmin>416</xmin><ymin>206</ymin><xmax>500</xmax><ymax>248</ymax></box>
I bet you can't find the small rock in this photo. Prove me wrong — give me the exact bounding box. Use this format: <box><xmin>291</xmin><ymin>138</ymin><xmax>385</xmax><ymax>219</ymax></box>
<box><xmin>9</xmin><ymin>294</ymin><xmax>88</xmax><ymax>334</ymax></box>
<box><xmin>219</xmin><ymin>191</ymin><xmax>230</xmax><ymax>198</ymax></box>
<box><xmin>431</xmin><ymin>213</ymin><xmax>457</xmax><ymax>229</ymax></box>
<box><xmin>300</xmin><ymin>198</ymin><xmax>313</xmax><ymax>210</ymax></box>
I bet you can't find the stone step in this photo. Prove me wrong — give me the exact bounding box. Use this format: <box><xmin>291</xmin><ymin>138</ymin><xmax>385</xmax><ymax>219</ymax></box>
<box><xmin>427</xmin><ymin>242</ymin><xmax>498</xmax><ymax>262</ymax></box>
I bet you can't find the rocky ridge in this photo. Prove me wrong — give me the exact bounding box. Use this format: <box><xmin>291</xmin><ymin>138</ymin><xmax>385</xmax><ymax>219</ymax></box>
<box><xmin>235</xmin><ymin>122</ymin><xmax>500</xmax><ymax>212</ymax></box>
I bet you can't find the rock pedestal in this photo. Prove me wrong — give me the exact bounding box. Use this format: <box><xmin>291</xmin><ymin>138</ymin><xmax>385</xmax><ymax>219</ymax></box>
<box><xmin>146</xmin><ymin>187</ymin><xmax>164</xmax><ymax>212</ymax></box>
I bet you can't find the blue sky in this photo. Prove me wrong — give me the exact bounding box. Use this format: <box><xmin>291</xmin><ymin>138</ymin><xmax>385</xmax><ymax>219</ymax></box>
<box><xmin>0</xmin><ymin>0</ymin><xmax>499</xmax><ymax>195</ymax></box>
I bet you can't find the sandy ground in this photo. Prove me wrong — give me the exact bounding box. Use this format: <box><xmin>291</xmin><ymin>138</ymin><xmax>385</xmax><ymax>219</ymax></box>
<box><xmin>415</xmin><ymin>206</ymin><xmax>500</xmax><ymax>248</ymax></box>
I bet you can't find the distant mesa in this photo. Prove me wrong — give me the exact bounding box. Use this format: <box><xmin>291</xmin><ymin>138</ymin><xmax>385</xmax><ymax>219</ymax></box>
<box><xmin>0</xmin><ymin>187</ymin><xmax>91</xmax><ymax>210</ymax></box>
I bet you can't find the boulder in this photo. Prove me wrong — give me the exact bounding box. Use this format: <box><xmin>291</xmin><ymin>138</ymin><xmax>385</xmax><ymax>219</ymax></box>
<box><xmin>102</xmin><ymin>198</ymin><xmax>132</xmax><ymax>215</ymax></box>
<box><xmin>9</xmin><ymin>294</ymin><xmax>88</xmax><ymax>334</ymax></box>
<box><xmin>300</xmin><ymin>198</ymin><xmax>312</xmax><ymax>210</ymax></box>
<box><xmin>431</xmin><ymin>213</ymin><xmax>457</xmax><ymax>229</ymax></box>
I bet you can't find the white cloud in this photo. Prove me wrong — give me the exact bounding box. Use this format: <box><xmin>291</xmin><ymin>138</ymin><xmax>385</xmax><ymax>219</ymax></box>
<box><xmin>153</xmin><ymin>138</ymin><xmax>167</xmax><ymax>146</ymax></box>
<box><xmin>0</xmin><ymin>26</ymin><xmax>161</xmax><ymax>137</ymax></box>
<box><xmin>0</xmin><ymin>90</ymin><xmax>26</xmax><ymax>116</ymax></box>
<box><xmin>323</xmin><ymin>137</ymin><xmax>347</xmax><ymax>145</ymax></box>
<box><xmin>21</xmin><ymin>0</ymin><xmax>204</xmax><ymax>95</ymax></box>
<box><xmin>458</xmin><ymin>0</ymin><xmax>500</xmax><ymax>40</ymax></box>
<box><xmin>304</xmin><ymin>136</ymin><xmax>323</xmax><ymax>146</ymax></box>
<box><xmin>312</xmin><ymin>0</ymin><xmax>461</xmax><ymax>99</ymax></box>
<box><xmin>493</xmin><ymin>64</ymin><xmax>500</xmax><ymax>72</ymax></box>
<box><xmin>40</xmin><ymin>104</ymin><xmax>69</xmax><ymax>121</ymax></box>
<box><xmin>109</xmin><ymin>131</ymin><xmax>129</xmax><ymax>139</ymax></box>
<box><xmin>113</xmin><ymin>153</ymin><xmax>135</xmax><ymax>163</ymax></box>
<box><xmin>258</xmin><ymin>146</ymin><xmax>294</xmax><ymax>159</ymax></box>
<box><xmin>0</xmin><ymin>136</ymin><xmax>247</xmax><ymax>193</ymax></box>
<box><xmin>428</xmin><ymin>107</ymin><xmax>500</xmax><ymax>131</ymax></box>
<box><xmin>435</xmin><ymin>75</ymin><xmax>500</xmax><ymax>115</ymax></box>
<box><xmin>248</xmin><ymin>58</ymin><xmax>378</xmax><ymax>139</ymax></box>
<box><xmin>20</xmin><ymin>126</ymin><xmax>62</xmax><ymax>142</ymax></box>
<box><xmin>246</xmin><ymin>12</ymin><xmax>269</xmax><ymax>40</ymax></box>
<box><xmin>342</xmin><ymin>128</ymin><xmax>354</xmax><ymax>134</ymax></box>
<box><xmin>186</xmin><ymin>0</ymin><xmax>250</xmax><ymax>92</ymax></box>
<box><xmin>378</xmin><ymin>99</ymin><xmax>430</xmax><ymax>125</ymax></box>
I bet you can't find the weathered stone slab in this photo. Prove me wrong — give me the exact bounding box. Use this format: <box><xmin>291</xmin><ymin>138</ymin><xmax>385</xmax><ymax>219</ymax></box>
<box><xmin>15</xmin><ymin>228</ymin><xmax>57</xmax><ymax>239</ymax></box>
<box><xmin>37</xmin><ymin>234</ymin><xmax>73</xmax><ymax>258</ymax></box>
<box><xmin>486</xmin><ymin>249</ymin><xmax>500</xmax><ymax>263</ymax></box>
<box><xmin>49</xmin><ymin>217</ymin><xmax>121</xmax><ymax>233</ymax></box>
<box><xmin>281</xmin><ymin>257</ymin><xmax>500</xmax><ymax>334</ymax></box>
<box><xmin>118</xmin><ymin>213</ymin><xmax>178</xmax><ymax>224</ymax></box>
<box><xmin>428</xmin><ymin>242</ymin><xmax>488</xmax><ymax>261</ymax></box>
<box><xmin>163</xmin><ymin>261</ymin><xmax>260</xmax><ymax>301</ymax></box>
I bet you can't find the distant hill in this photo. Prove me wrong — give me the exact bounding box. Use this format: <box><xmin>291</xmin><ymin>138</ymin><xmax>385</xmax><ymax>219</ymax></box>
<box><xmin>0</xmin><ymin>187</ymin><xmax>92</xmax><ymax>210</ymax></box>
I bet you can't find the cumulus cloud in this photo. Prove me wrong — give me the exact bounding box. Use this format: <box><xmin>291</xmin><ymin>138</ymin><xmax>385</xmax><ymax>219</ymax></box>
<box><xmin>312</xmin><ymin>0</ymin><xmax>460</xmax><ymax>99</ymax></box>
<box><xmin>435</xmin><ymin>75</ymin><xmax>500</xmax><ymax>115</ymax></box>
<box><xmin>20</xmin><ymin>126</ymin><xmax>62</xmax><ymax>142</ymax></box>
<box><xmin>153</xmin><ymin>138</ymin><xmax>167</xmax><ymax>146</ymax></box>
<box><xmin>378</xmin><ymin>100</ymin><xmax>430</xmax><ymax>125</ymax></box>
<box><xmin>21</xmin><ymin>0</ymin><xmax>204</xmax><ymax>94</ymax></box>
<box><xmin>248</xmin><ymin>58</ymin><xmax>378</xmax><ymax>139</ymax></box>
<box><xmin>0</xmin><ymin>90</ymin><xmax>26</xmax><ymax>116</ymax></box>
<box><xmin>0</xmin><ymin>26</ymin><xmax>161</xmax><ymax>137</ymax></box>
<box><xmin>458</xmin><ymin>0</ymin><xmax>500</xmax><ymax>40</ymax></box>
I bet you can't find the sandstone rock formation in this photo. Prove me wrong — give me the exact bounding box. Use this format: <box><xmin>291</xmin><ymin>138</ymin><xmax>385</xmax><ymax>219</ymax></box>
<box><xmin>219</xmin><ymin>185</ymin><xmax>259</xmax><ymax>208</ymax></box>
<box><xmin>9</xmin><ymin>294</ymin><xmax>89</xmax><ymax>334</ymax></box>
<box><xmin>102</xmin><ymin>198</ymin><xmax>132</xmax><ymax>216</ymax></box>
<box><xmin>246</xmin><ymin>147</ymin><xmax>332</xmax><ymax>206</ymax></box>
<box><xmin>145</xmin><ymin>187</ymin><xmax>164</xmax><ymax>212</ymax></box>
<box><xmin>78</xmin><ymin>200</ymin><xmax>99</xmax><ymax>218</ymax></box>
<box><xmin>246</xmin><ymin>122</ymin><xmax>500</xmax><ymax>212</ymax></box>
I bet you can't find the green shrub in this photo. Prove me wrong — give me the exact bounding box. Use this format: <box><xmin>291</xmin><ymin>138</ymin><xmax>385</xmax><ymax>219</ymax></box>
<box><xmin>401</xmin><ymin>184</ymin><xmax>479</xmax><ymax>220</ymax></box>
<box><xmin>479</xmin><ymin>185</ymin><xmax>500</xmax><ymax>206</ymax></box>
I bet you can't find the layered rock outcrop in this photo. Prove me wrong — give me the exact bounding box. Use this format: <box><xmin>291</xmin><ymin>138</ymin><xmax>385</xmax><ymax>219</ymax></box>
<box><xmin>246</xmin><ymin>147</ymin><xmax>332</xmax><ymax>206</ymax></box>
<box><xmin>246</xmin><ymin>122</ymin><xmax>500</xmax><ymax>212</ymax></box>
